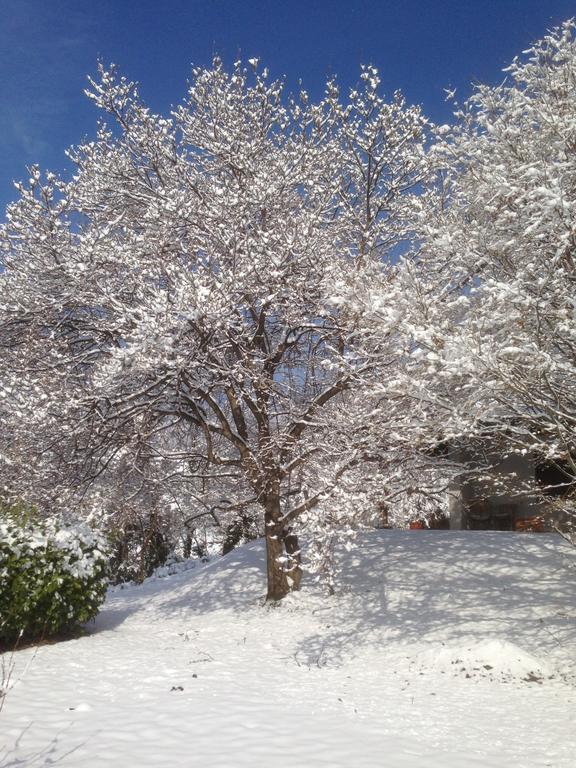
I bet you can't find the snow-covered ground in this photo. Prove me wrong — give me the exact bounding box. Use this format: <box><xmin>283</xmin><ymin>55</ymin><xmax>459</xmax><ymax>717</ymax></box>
<box><xmin>1</xmin><ymin>531</ymin><xmax>575</xmax><ymax>767</ymax></box>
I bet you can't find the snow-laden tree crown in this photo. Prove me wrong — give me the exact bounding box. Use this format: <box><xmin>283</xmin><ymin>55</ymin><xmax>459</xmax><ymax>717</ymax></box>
<box><xmin>0</xmin><ymin>59</ymin><xmax>432</xmax><ymax>598</ymax></box>
<box><xmin>393</xmin><ymin>21</ymin><xmax>576</xmax><ymax>512</ymax></box>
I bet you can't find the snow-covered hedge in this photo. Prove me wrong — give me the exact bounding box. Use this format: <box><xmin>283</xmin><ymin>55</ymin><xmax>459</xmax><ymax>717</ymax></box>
<box><xmin>0</xmin><ymin>519</ymin><xmax>109</xmax><ymax>645</ymax></box>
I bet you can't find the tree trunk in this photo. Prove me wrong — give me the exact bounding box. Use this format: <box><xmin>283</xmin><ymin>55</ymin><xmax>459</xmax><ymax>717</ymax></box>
<box><xmin>265</xmin><ymin>525</ymin><xmax>290</xmax><ymax>600</ymax></box>
<box><xmin>264</xmin><ymin>496</ymin><xmax>303</xmax><ymax>600</ymax></box>
<box><xmin>284</xmin><ymin>531</ymin><xmax>302</xmax><ymax>591</ymax></box>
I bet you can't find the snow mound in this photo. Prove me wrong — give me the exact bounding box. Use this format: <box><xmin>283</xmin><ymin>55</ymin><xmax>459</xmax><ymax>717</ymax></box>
<box><xmin>411</xmin><ymin>639</ymin><xmax>555</xmax><ymax>683</ymax></box>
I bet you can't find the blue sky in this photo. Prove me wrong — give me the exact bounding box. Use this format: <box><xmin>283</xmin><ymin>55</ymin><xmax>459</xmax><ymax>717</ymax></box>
<box><xmin>1</xmin><ymin>0</ymin><xmax>575</xmax><ymax>214</ymax></box>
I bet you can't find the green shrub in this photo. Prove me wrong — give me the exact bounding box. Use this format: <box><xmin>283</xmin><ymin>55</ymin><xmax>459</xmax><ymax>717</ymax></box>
<box><xmin>0</xmin><ymin>519</ymin><xmax>109</xmax><ymax>645</ymax></box>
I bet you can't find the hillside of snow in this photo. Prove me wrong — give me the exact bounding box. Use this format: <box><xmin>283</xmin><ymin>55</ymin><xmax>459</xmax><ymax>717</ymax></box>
<box><xmin>1</xmin><ymin>531</ymin><xmax>575</xmax><ymax>767</ymax></box>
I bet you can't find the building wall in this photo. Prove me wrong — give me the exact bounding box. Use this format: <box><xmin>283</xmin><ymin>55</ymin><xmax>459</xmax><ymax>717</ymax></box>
<box><xmin>450</xmin><ymin>450</ymin><xmax>541</xmax><ymax>530</ymax></box>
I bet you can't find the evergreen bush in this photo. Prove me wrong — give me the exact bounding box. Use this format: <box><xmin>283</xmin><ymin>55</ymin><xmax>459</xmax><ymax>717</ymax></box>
<box><xmin>0</xmin><ymin>519</ymin><xmax>108</xmax><ymax>645</ymax></box>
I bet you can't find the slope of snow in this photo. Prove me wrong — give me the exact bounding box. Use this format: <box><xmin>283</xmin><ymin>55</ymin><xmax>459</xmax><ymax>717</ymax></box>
<box><xmin>1</xmin><ymin>531</ymin><xmax>575</xmax><ymax>767</ymax></box>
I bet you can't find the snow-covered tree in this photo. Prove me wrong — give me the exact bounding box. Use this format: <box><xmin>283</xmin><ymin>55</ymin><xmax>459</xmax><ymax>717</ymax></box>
<box><xmin>394</xmin><ymin>21</ymin><xmax>576</xmax><ymax>522</ymax></box>
<box><xmin>0</xmin><ymin>60</ymin><xmax>430</xmax><ymax>598</ymax></box>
